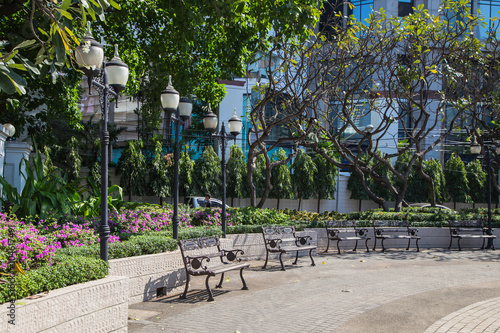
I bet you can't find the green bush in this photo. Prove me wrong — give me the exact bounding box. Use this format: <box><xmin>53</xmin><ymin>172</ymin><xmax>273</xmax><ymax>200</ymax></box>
<box><xmin>57</xmin><ymin>233</ymin><xmax>178</xmax><ymax>259</ymax></box>
<box><xmin>227</xmin><ymin>206</ymin><xmax>289</xmax><ymax>225</ymax></box>
<box><xmin>0</xmin><ymin>256</ymin><xmax>107</xmax><ymax>304</ymax></box>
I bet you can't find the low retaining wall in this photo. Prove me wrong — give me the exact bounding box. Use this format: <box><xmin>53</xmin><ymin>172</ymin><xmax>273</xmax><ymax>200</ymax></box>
<box><xmin>0</xmin><ymin>276</ymin><xmax>128</xmax><ymax>333</ymax></box>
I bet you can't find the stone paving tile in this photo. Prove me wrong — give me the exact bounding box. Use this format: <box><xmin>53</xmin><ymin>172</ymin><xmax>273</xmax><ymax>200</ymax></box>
<box><xmin>425</xmin><ymin>297</ymin><xmax>500</xmax><ymax>333</ymax></box>
<box><xmin>130</xmin><ymin>249</ymin><xmax>500</xmax><ymax>333</ymax></box>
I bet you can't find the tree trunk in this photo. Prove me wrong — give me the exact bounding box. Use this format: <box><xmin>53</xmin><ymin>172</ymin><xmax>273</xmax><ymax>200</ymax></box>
<box><xmin>298</xmin><ymin>198</ymin><xmax>302</xmax><ymax>211</ymax></box>
<box><xmin>317</xmin><ymin>198</ymin><xmax>321</xmax><ymax>213</ymax></box>
<box><xmin>160</xmin><ymin>197</ymin><xmax>163</xmax><ymax>206</ymax></box>
<box><xmin>247</xmin><ymin>155</ymin><xmax>257</xmax><ymax>207</ymax></box>
<box><xmin>358</xmin><ymin>199</ymin><xmax>362</xmax><ymax>212</ymax></box>
<box><xmin>277</xmin><ymin>197</ymin><xmax>280</xmax><ymax>210</ymax></box>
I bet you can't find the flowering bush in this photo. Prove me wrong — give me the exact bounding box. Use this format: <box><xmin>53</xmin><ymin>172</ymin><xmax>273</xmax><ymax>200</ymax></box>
<box><xmin>0</xmin><ymin>213</ymin><xmax>59</xmax><ymax>272</ymax></box>
<box><xmin>109</xmin><ymin>206</ymin><xmax>190</xmax><ymax>233</ymax></box>
<box><xmin>191</xmin><ymin>207</ymin><xmax>231</xmax><ymax>227</ymax></box>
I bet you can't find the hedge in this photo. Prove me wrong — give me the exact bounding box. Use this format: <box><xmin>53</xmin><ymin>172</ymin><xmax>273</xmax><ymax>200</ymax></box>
<box><xmin>0</xmin><ymin>256</ymin><xmax>108</xmax><ymax>304</ymax></box>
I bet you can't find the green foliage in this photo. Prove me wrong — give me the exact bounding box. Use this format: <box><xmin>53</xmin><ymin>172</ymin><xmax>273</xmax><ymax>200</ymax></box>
<box><xmin>0</xmin><ymin>256</ymin><xmax>108</xmax><ymax>304</ymax></box>
<box><xmin>227</xmin><ymin>206</ymin><xmax>289</xmax><ymax>225</ymax></box>
<box><xmin>0</xmin><ymin>148</ymin><xmax>82</xmax><ymax>220</ymax></box>
<box><xmin>149</xmin><ymin>140</ymin><xmax>171</xmax><ymax>198</ymax></box>
<box><xmin>254</xmin><ymin>154</ymin><xmax>267</xmax><ymax>198</ymax></box>
<box><xmin>194</xmin><ymin>145</ymin><xmax>221</xmax><ymax>197</ymax></box>
<box><xmin>445</xmin><ymin>153</ymin><xmax>471</xmax><ymax>204</ymax></box>
<box><xmin>312</xmin><ymin>150</ymin><xmax>338</xmax><ymax>200</ymax></box>
<box><xmin>226</xmin><ymin>145</ymin><xmax>249</xmax><ymax>199</ymax></box>
<box><xmin>291</xmin><ymin>149</ymin><xmax>317</xmax><ymax>200</ymax></box>
<box><xmin>466</xmin><ymin>159</ymin><xmax>487</xmax><ymax>204</ymax></box>
<box><xmin>179</xmin><ymin>145</ymin><xmax>195</xmax><ymax>197</ymax></box>
<box><xmin>270</xmin><ymin>148</ymin><xmax>294</xmax><ymax>200</ymax></box>
<box><xmin>406</xmin><ymin>158</ymin><xmax>446</xmax><ymax>203</ymax></box>
<box><xmin>116</xmin><ymin>139</ymin><xmax>148</xmax><ymax>198</ymax></box>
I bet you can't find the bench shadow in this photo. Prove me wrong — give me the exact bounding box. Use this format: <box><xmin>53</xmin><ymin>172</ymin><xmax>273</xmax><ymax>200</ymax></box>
<box><xmin>151</xmin><ymin>289</ymin><xmax>230</xmax><ymax>304</ymax></box>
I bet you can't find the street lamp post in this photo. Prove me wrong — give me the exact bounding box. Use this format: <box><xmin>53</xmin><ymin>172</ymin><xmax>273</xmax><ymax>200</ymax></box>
<box><xmin>76</xmin><ymin>24</ymin><xmax>129</xmax><ymax>261</ymax></box>
<box><xmin>471</xmin><ymin>140</ymin><xmax>500</xmax><ymax>249</ymax></box>
<box><xmin>160</xmin><ymin>76</ymin><xmax>192</xmax><ymax>240</ymax></box>
<box><xmin>203</xmin><ymin>106</ymin><xmax>242</xmax><ymax>237</ymax></box>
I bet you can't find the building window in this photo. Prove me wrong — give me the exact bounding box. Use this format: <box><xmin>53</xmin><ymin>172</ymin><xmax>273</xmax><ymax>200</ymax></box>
<box><xmin>399</xmin><ymin>0</ymin><xmax>414</xmax><ymax>17</ymax></box>
<box><xmin>478</xmin><ymin>0</ymin><xmax>500</xmax><ymax>39</ymax></box>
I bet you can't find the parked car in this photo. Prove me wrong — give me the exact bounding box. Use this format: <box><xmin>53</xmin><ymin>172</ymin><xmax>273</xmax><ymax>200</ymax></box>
<box><xmin>409</xmin><ymin>203</ymin><xmax>455</xmax><ymax>211</ymax></box>
<box><xmin>186</xmin><ymin>197</ymin><xmax>230</xmax><ymax>209</ymax></box>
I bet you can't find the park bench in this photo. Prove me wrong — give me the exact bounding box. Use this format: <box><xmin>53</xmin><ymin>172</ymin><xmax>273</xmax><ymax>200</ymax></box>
<box><xmin>372</xmin><ymin>220</ymin><xmax>421</xmax><ymax>252</ymax></box>
<box><xmin>261</xmin><ymin>226</ymin><xmax>316</xmax><ymax>271</ymax></box>
<box><xmin>448</xmin><ymin>220</ymin><xmax>496</xmax><ymax>251</ymax></box>
<box><xmin>178</xmin><ymin>236</ymin><xmax>249</xmax><ymax>302</ymax></box>
<box><xmin>324</xmin><ymin>220</ymin><xmax>371</xmax><ymax>254</ymax></box>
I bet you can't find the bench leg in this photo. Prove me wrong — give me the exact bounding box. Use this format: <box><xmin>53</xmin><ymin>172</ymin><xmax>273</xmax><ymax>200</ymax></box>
<box><xmin>353</xmin><ymin>240</ymin><xmax>358</xmax><ymax>252</ymax></box>
<box><xmin>364</xmin><ymin>239</ymin><xmax>370</xmax><ymax>252</ymax></box>
<box><xmin>240</xmin><ymin>267</ymin><xmax>249</xmax><ymax>290</ymax></box>
<box><xmin>458</xmin><ymin>238</ymin><xmax>462</xmax><ymax>251</ymax></box>
<box><xmin>481</xmin><ymin>238</ymin><xmax>486</xmax><ymax>250</ymax></box>
<box><xmin>205</xmin><ymin>275</ymin><xmax>215</xmax><ymax>302</ymax></box>
<box><xmin>324</xmin><ymin>238</ymin><xmax>331</xmax><ymax>253</ymax></box>
<box><xmin>448</xmin><ymin>237</ymin><xmax>453</xmax><ymax>250</ymax></box>
<box><xmin>180</xmin><ymin>273</ymin><xmax>190</xmax><ymax>299</ymax></box>
<box><xmin>381</xmin><ymin>239</ymin><xmax>386</xmax><ymax>252</ymax></box>
<box><xmin>309</xmin><ymin>248</ymin><xmax>316</xmax><ymax>266</ymax></box>
<box><xmin>406</xmin><ymin>239</ymin><xmax>411</xmax><ymax>251</ymax></box>
<box><xmin>262</xmin><ymin>251</ymin><xmax>269</xmax><ymax>269</ymax></box>
<box><xmin>415</xmin><ymin>238</ymin><xmax>420</xmax><ymax>252</ymax></box>
<box><xmin>292</xmin><ymin>251</ymin><xmax>299</xmax><ymax>265</ymax></box>
<box><xmin>216</xmin><ymin>273</ymin><xmax>224</xmax><ymax>288</ymax></box>
<box><xmin>336</xmin><ymin>240</ymin><xmax>341</xmax><ymax>254</ymax></box>
<box><xmin>279</xmin><ymin>252</ymin><xmax>286</xmax><ymax>271</ymax></box>
<box><xmin>373</xmin><ymin>237</ymin><xmax>377</xmax><ymax>251</ymax></box>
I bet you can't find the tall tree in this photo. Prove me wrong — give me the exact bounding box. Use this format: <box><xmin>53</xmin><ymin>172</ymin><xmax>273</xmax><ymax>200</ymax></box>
<box><xmin>269</xmin><ymin>148</ymin><xmax>294</xmax><ymax>210</ymax></box>
<box><xmin>291</xmin><ymin>149</ymin><xmax>316</xmax><ymax>211</ymax></box>
<box><xmin>149</xmin><ymin>139</ymin><xmax>171</xmax><ymax>204</ymax></box>
<box><xmin>178</xmin><ymin>145</ymin><xmax>195</xmax><ymax>199</ymax></box>
<box><xmin>194</xmin><ymin>145</ymin><xmax>221</xmax><ymax>198</ymax></box>
<box><xmin>312</xmin><ymin>149</ymin><xmax>338</xmax><ymax>213</ymax></box>
<box><xmin>226</xmin><ymin>144</ymin><xmax>248</xmax><ymax>206</ymax></box>
<box><xmin>116</xmin><ymin>139</ymin><xmax>148</xmax><ymax>201</ymax></box>
<box><xmin>466</xmin><ymin>159</ymin><xmax>487</xmax><ymax>207</ymax></box>
<box><xmin>444</xmin><ymin>153</ymin><xmax>470</xmax><ymax>209</ymax></box>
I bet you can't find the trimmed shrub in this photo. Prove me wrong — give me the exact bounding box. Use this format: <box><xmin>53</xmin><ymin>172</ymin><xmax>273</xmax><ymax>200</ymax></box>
<box><xmin>0</xmin><ymin>256</ymin><xmax>107</xmax><ymax>304</ymax></box>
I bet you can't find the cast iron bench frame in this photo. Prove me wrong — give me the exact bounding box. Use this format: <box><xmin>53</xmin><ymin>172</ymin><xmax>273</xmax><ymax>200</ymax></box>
<box><xmin>261</xmin><ymin>226</ymin><xmax>316</xmax><ymax>271</ymax></box>
<box><xmin>178</xmin><ymin>236</ymin><xmax>249</xmax><ymax>302</ymax></box>
<box><xmin>324</xmin><ymin>220</ymin><xmax>371</xmax><ymax>254</ymax></box>
<box><xmin>448</xmin><ymin>220</ymin><xmax>496</xmax><ymax>251</ymax></box>
<box><xmin>372</xmin><ymin>220</ymin><xmax>421</xmax><ymax>252</ymax></box>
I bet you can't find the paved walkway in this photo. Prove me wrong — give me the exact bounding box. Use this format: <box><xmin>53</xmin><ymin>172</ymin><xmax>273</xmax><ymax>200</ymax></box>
<box><xmin>128</xmin><ymin>249</ymin><xmax>500</xmax><ymax>333</ymax></box>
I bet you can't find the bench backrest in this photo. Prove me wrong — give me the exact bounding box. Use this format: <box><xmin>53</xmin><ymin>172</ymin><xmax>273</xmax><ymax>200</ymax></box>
<box><xmin>325</xmin><ymin>220</ymin><xmax>356</xmax><ymax>229</ymax></box>
<box><xmin>262</xmin><ymin>226</ymin><xmax>297</xmax><ymax>240</ymax></box>
<box><xmin>448</xmin><ymin>220</ymin><xmax>484</xmax><ymax>229</ymax></box>
<box><xmin>373</xmin><ymin>220</ymin><xmax>409</xmax><ymax>229</ymax></box>
<box><xmin>178</xmin><ymin>236</ymin><xmax>223</xmax><ymax>270</ymax></box>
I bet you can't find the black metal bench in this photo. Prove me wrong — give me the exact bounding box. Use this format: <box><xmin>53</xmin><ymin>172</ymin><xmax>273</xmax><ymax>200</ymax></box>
<box><xmin>324</xmin><ymin>220</ymin><xmax>371</xmax><ymax>254</ymax></box>
<box><xmin>448</xmin><ymin>220</ymin><xmax>496</xmax><ymax>251</ymax></box>
<box><xmin>261</xmin><ymin>226</ymin><xmax>316</xmax><ymax>271</ymax></box>
<box><xmin>373</xmin><ymin>220</ymin><xmax>421</xmax><ymax>252</ymax></box>
<box><xmin>178</xmin><ymin>236</ymin><xmax>249</xmax><ymax>301</ymax></box>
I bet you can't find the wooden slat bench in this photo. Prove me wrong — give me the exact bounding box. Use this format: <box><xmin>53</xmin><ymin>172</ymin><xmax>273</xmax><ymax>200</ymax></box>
<box><xmin>261</xmin><ymin>226</ymin><xmax>317</xmax><ymax>271</ymax></box>
<box><xmin>448</xmin><ymin>220</ymin><xmax>496</xmax><ymax>251</ymax></box>
<box><xmin>324</xmin><ymin>220</ymin><xmax>371</xmax><ymax>254</ymax></box>
<box><xmin>372</xmin><ymin>220</ymin><xmax>421</xmax><ymax>252</ymax></box>
<box><xmin>178</xmin><ymin>236</ymin><xmax>249</xmax><ymax>301</ymax></box>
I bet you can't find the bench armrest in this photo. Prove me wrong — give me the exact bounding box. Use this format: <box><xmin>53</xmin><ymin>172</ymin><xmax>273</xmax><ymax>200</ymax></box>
<box><xmin>295</xmin><ymin>235</ymin><xmax>313</xmax><ymax>246</ymax></box>
<box><xmin>264</xmin><ymin>238</ymin><xmax>283</xmax><ymax>250</ymax></box>
<box><xmin>326</xmin><ymin>228</ymin><xmax>340</xmax><ymax>238</ymax></box>
<box><xmin>185</xmin><ymin>255</ymin><xmax>213</xmax><ymax>271</ymax></box>
<box><xmin>408</xmin><ymin>228</ymin><xmax>418</xmax><ymax>236</ymax></box>
<box><xmin>222</xmin><ymin>249</ymin><xmax>244</xmax><ymax>262</ymax></box>
<box><xmin>356</xmin><ymin>228</ymin><xmax>369</xmax><ymax>237</ymax></box>
<box><xmin>483</xmin><ymin>228</ymin><xmax>494</xmax><ymax>235</ymax></box>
